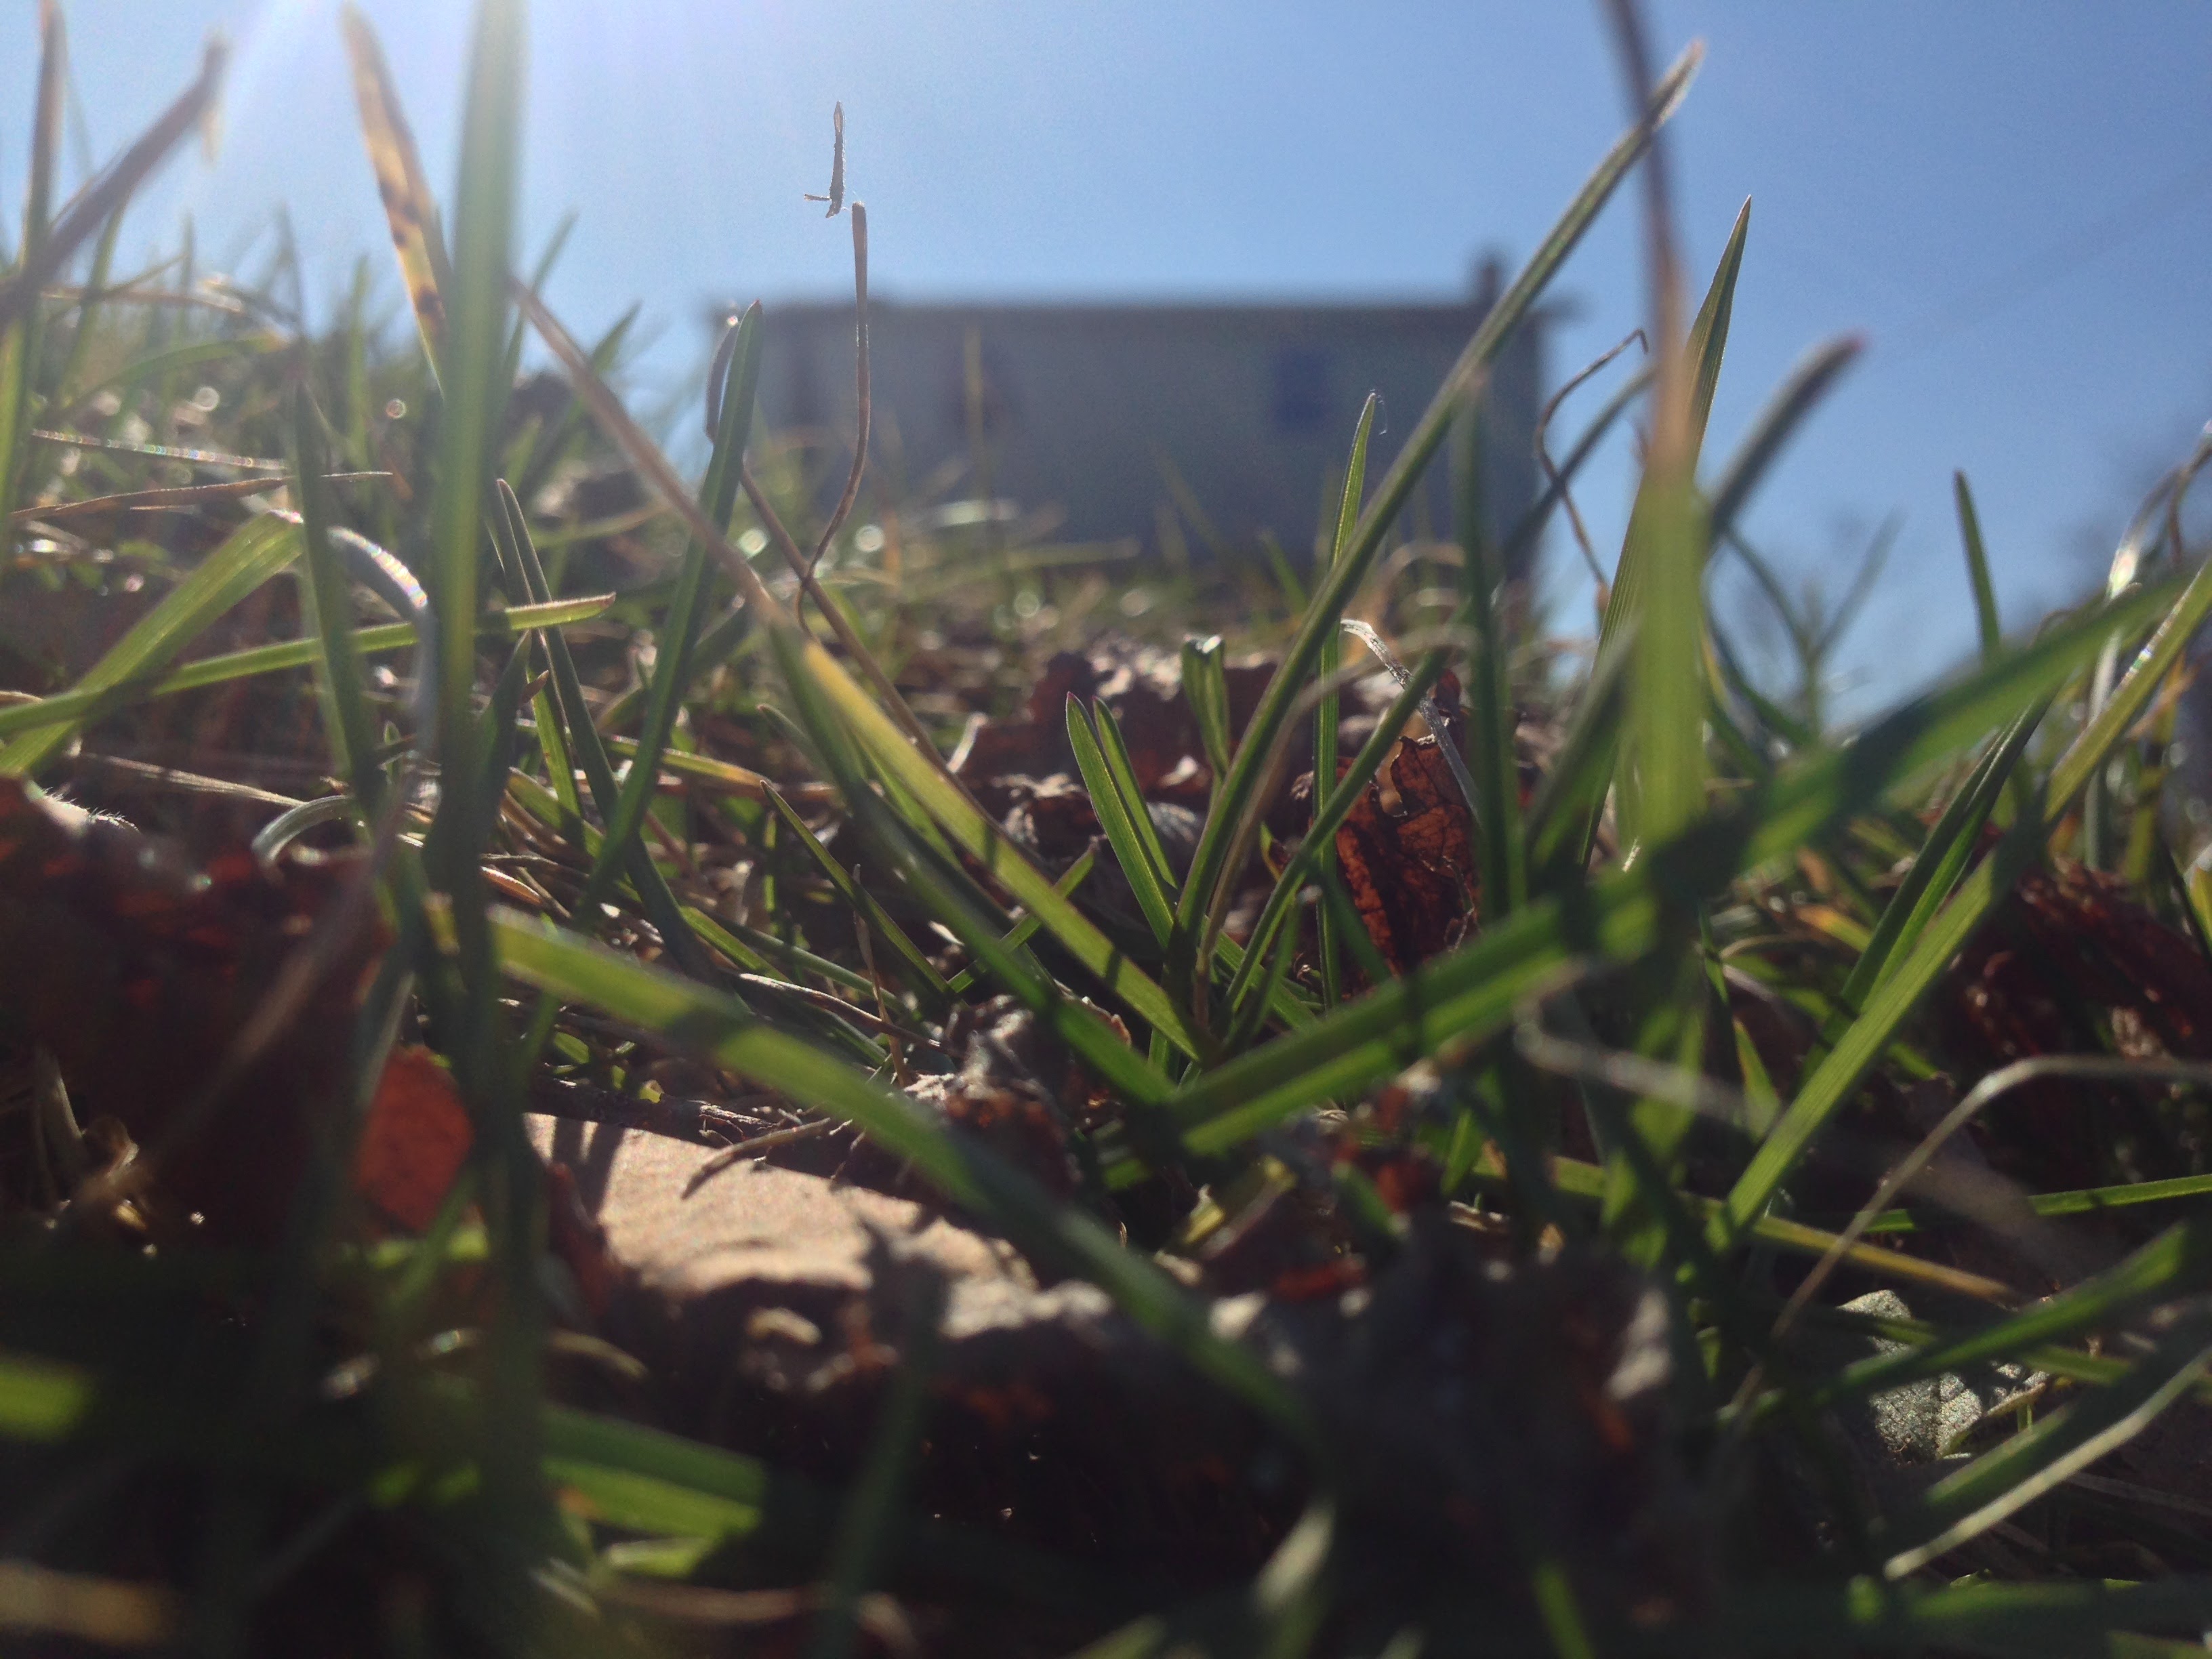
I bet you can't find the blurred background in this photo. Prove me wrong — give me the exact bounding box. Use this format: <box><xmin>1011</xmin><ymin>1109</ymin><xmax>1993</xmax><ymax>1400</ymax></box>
<box><xmin>12</xmin><ymin>1</ymin><xmax>2212</xmax><ymax>712</ymax></box>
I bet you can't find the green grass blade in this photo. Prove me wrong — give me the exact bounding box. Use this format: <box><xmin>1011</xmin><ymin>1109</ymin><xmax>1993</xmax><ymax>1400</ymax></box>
<box><xmin>1180</xmin><ymin>635</ymin><xmax>1233</xmax><ymax>785</ymax></box>
<box><xmin>1878</xmin><ymin>1308</ymin><xmax>2212</xmax><ymax>1578</ymax></box>
<box><xmin>1837</xmin><ymin>701</ymin><xmax>2043</xmax><ymax>1016</ymax></box>
<box><xmin>1724</xmin><ymin>555</ymin><xmax>2212</xmax><ymax>1237</ymax></box>
<box><xmin>562</xmin><ymin>304</ymin><xmax>762</xmax><ymax>940</ymax></box>
<box><xmin>291</xmin><ymin>395</ymin><xmax>384</xmax><ymax>815</ymax></box>
<box><xmin>1601</xmin><ymin>200</ymin><xmax>1744</xmax><ymax>848</ymax></box>
<box><xmin>483</xmin><ymin>904</ymin><xmax>1315</xmax><ymax>1450</ymax></box>
<box><xmin>764</xmin><ymin>782</ymin><xmax>954</xmax><ymax>1010</ymax></box>
<box><xmin>489</xmin><ymin>483</ymin><xmax>718</xmax><ymax>987</ymax></box>
<box><xmin>1459</xmin><ymin>414</ymin><xmax>1527</xmax><ymax>922</ymax></box>
<box><xmin>1954</xmin><ymin>470</ymin><xmax>2003</xmax><ymax>662</ymax></box>
<box><xmin>1091</xmin><ymin>700</ymin><xmax>1179</xmax><ymax>895</ymax></box>
<box><xmin>0</xmin><ymin>512</ymin><xmax>301</xmax><ymax>775</ymax></box>
<box><xmin>1175</xmin><ymin>44</ymin><xmax>1700</xmax><ymax>942</ymax></box>
<box><xmin>1525</xmin><ymin>625</ymin><xmax>1634</xmax><ymax>890</ymax></box>
<box><xmin>1317</xmin><ymin>394</ymin><xmax>1378</xmax><ymax>1003</ymax></box>
<box><xmin>792</xmin><ymin>632</ymin><xmax>1204</xmax><ymax>1058</ymax></box>
<box><xmin>0</xmin><ymin>595</ymin><xmax>608</xmax><ymax>743</ymax></box>
<box><xmin>1223</xmin><ymin>648</ymin><xmax>1448</xmax><ymax>1021</ymax></box>
<box><xmin>773</xmin><ymin>628</ymin><xmax>1174</xmax><ymax>1106</ymax></box>
<box><xmin>1067</xmin><ymin>696</ymin><xmax>1177</xmax><ymax>949</ymax></box>
<box><xmin>0</xmin><ymin>3</ymin><xmax>64</xmax><ymax>534</ymax></box>
<box><xmin>1177</xmin><ymin>573</ymin><xmax>2172</xmax><ymax>1158</ymax></box>
<box><xmin>1816</xmin><ymin>1216</ymin><xmax>2212</xmax><ymax>1411</ymax></box>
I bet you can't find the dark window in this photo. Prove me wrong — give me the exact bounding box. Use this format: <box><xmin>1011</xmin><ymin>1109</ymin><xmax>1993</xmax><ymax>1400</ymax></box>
<box><xmin>1269</xmin><ymin>347</ymin><xmax>1331</xmax><ymax>434</ymax></box>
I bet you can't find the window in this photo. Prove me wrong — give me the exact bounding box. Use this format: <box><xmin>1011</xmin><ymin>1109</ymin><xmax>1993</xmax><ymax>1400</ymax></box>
<box><xmin>1269</xmin><ymin>346</ymin><xmax>1331</xmax><ymax>434</ymax></box>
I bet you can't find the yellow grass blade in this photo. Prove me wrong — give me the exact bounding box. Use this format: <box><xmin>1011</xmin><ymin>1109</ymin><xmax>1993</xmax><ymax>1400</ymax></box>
<box><xmin>340</xmin><ymin>5</ymin><xmax>450</xmax><ymax>371</ymax></box>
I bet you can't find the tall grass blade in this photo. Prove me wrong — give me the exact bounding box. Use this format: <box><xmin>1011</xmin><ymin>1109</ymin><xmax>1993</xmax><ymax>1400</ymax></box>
<box><xmin>1317</xmin><ymin>394</ymin><xmax>1378</xmax><ymax>1002</ymax></box>
<box><xmin>341</xmin><ymin>5</ymin><xmax>452</xmax><ymax>372</ymax></box>
<box><xmin>1067</xmin><ymin>697</ymin><xmax>1177</xmax><ymax>949</ymax></box>
<box><xmin>1175</xmin><ymin>43</ymin><xmax>1700</xmax><ymax>942</ymax></box>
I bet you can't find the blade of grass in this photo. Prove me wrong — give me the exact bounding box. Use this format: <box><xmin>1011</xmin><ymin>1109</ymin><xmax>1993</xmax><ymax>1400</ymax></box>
<box><xmin>1457</xmin><ymin>405</ymin><xmax>1527</xmax><ymax>922</ymax></box>
<box><xmin>340</xmin><ymin>4</ymin><xmax>452</xmax><ymax>372</ymax></box>
<box><xmin>0</xmin><ymin>37</ymin><xmax>226</xmax><ymax>342</ymax></box>
<box><xmin>558</xmin><ymin>303</ymin><xmax>762</xmax><ymax>946</ymax></box>
<box><xmin>1175</xmin><ymin>45</ymin><xmax>1700</xmax><ymax>945</ymax></box>
<box><xmin>1181</xmin><ymin>635</ymin><xmax>1233</xmax><ymax>785</ymax></box>
<box><xmin>481</xmin><ymin>903</ymin><xmax>1317</xmax><ymax>1451</ymax></box>
<box><xmin>773</xmin><ymin>626</ymin><xmax>1175</xmax><ymax>1109</ymax></box>
<box><xmin>1170</xmin><ymin>575</ymin><xmax>2175</xmax><ymax>1158</ymax></box>
<box><xmin>764</xmin><ymin>782</ymin><xmax>953</xmax><ymax>1012</ymax></box>
<box><xmin>1835</xmin><ymin>699</ymin><xmax>2044</xmax><ymax>1017</ymax></box>
<box><xmin>1092</xmin><ymin>700</ymin><xmax>1179</xmax><ymax>897</ymax></box>
<box><xmin>1223</xmin><ymin>649</ymin><xmax>1448</xmax><ymax>1022</ymax></box>
<box><xmin>0</xmin><ymin>512</ymin><xmax>300</xmax><ymax>775</ymax></box>
<box><xmin>1317</xmin><ymin>394</ymin><xmax>1378</xmax><ymax>1004</ymax></box>
<box><xmin>1879</xmin><ymin>1308</ymin><xmax>2212</xmax><ymax>1579</ymax></box>
<box><xmin>0</xmin><ymin>1</ymin><xmax>64</xmax><ymax>535</ymax></box>
<box><xmin>1599</xmin><ymin>197</ymin><xmax>1742</xmax><ymax>848</ymax></box>
<box><xmin>0</xmin><ymin>594</ymin><xmax>609</xmax><ymax>742</ymax></box>
<box><xmin>1723</xmin><ymin>551</ymin><xmax>2212</xmax><ymax>1239</ymax></box>
<box><xmin>1067</xmin><ymin>696</ymin><xmax>1178</xmax><ymax>949</ymax></box>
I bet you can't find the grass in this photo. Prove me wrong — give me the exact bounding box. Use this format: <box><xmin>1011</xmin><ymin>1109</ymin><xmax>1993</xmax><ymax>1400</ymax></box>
<box><xmin>6</xmin><ymin>3</ymin><xmax>2212</xmax><ymax>1654</ymax></box>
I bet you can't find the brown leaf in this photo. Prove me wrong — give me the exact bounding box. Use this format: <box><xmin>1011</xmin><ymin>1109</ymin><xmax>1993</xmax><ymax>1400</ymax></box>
<box><xmin>1333</xmin><ymin>734</ymin><xmax>1479</xmax><ymax>975</ymax></box>
<box><xmin>352</xmin><ymin>1045</ymin><xmax>472</xmax><ymax>1233</ymax></box>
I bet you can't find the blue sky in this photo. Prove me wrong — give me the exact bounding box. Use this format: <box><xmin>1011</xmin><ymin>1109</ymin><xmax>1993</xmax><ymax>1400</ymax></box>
<box><xmin>16</xmin><ymin>2</ymin><xmax>2212</xmax><ymax>708</ymax></box>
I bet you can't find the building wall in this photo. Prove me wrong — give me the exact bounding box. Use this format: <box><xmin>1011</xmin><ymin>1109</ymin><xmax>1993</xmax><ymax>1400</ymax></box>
<box><xmin>750</xmin><ymin>292</ymin><xmax>1547</xmax><ymax>571</ymax></box>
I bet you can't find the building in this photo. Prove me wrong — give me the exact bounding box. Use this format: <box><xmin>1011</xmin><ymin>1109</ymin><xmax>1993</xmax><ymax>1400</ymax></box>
<box><xmin>746</xmin><ymin>264</ymin><xmax>1549</xmax><ymax>575</ymax></box>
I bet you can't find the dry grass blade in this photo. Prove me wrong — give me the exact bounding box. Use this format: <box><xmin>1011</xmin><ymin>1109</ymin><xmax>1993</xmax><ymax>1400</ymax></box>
<box><xmin>802</xmin><ymin>202</ymin><xmax>871</xmax><ymax>622</ymax></box>
<box><xmin>341</xmin><ymin>5</ymin><xmax>450</xmax><ymax>368</ymax></box>
<box><xmin>0</xmin><ymin>43</ymin><xmax>226</xmax><ymax>340</ymax></box>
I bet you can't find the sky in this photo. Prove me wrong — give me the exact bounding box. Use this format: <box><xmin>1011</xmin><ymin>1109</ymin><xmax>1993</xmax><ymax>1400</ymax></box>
<box><xmin>12</xmin><ymin>1</ymin><xmax>2212</xmax><ymax>712</ymax></box>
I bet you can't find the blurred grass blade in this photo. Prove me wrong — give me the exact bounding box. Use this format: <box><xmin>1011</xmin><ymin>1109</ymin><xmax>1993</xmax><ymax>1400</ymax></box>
<box><xmin>0</xmin><ymin>1</ymin><xmax>64</xmax><ymax>535</ymax></box>
<box><xmin>341</xmin><ymin>4</ymin><xmax>451</xmax><ymax>371</ymax></box>
<box><xmin>1525</xmin><ymin>626</ymin><xmax>1634</xmax><ymax>890</ymax></box>
<box><xmin>1953</xmin><ymin>471</ymin><xmax>2003</xmax><ymax>663</ymax></box>
<box><xmin>0</xmin><ymin>595</ymin><xmax>609</xmax><ymax>743</ymax></box>
<box><xmin>0</xmin><ymin>36</ymin><xmax>226</xmax><ymax>342</ymax></box>
<box><xmin>291</xmin><ymin>395</ymin><xmax>384</xmax><ymax>813</ymax></box>
<box><xmin>1458</xmin><ymin>413</ymin><xmax>1527</xmax><ymax>922</ymax></box>
<box><xmin>1176</xmin><ymin>43</ymin><xmax>1700</xmax><ymax>943</ymax></box>
<box><xmin>1601</xmin><ymin>199</ymin><xmax>1743</xmax><ymax>848</ymax></box>
<box><xmin>0</xmin><ymin>513</ymin><xmax>300</xmax><ymax>775</ymax></box>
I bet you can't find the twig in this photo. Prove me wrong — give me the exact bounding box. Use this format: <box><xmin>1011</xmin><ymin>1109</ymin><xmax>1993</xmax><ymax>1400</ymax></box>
<box><xmin>1534</xmin><ymin>329</ymin><xmax>1646</xmax><ymax>593</ymax></box>
<box><xmin>800</xmin><ymin>202</ymin><xmax>871</xmax><ymax>629</ymax></box>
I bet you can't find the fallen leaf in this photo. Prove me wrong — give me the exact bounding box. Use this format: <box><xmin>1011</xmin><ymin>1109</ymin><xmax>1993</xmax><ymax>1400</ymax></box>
<box><xmin>352</xmin><ymin>1044</ymin><xmax>472</xmax><ymax>1233</ymax></box>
